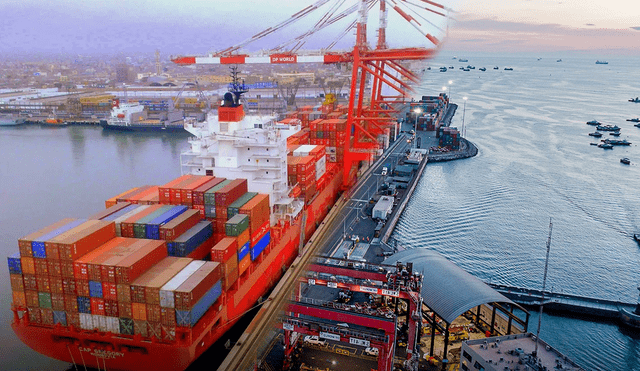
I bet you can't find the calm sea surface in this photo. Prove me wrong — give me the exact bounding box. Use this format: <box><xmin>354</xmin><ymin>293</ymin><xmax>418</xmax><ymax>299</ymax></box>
<box><xmin>1</xmin><ymin>52</ymin><xmax>639</xmax><ymax>370</ymax></box>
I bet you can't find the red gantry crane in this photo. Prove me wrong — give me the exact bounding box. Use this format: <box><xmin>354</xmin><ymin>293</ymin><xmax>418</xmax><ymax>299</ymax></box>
<box><xmin>172</xmin><ymin>0</ymin><xmax>450</xmax><ymax>187</ymax></box>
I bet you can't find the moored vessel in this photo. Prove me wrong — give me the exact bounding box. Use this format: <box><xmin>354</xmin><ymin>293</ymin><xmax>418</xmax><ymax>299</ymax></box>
<box><xmin>101</xmin><ymin>99</ymin><xmax>187</xmax><ymax>132</ymax></box>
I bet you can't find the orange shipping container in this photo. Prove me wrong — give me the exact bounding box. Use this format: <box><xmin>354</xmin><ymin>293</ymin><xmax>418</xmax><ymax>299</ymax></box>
<box><xmin>23</xmin><ymin>274</ymin><xmax>37</xmax><ymax>291</ymax></box>
<box><xmin>238</xmin><ymin>254</ymin><xmax>251</xmax><ymax>275</ymax></box>
<box><xmin>74</xmin><ymin>237</ymin><xmax>136</xmax><ymax>281</ymax></box>
<box><xmin>21</xmin><ymin>257</ymin><xmax>35</xmax><ymax>275</ymax></box>
<box><xmin>115</xmin><ymin>186</ymin><xmax>152</xmax><ymax>204</ymax></box>
<box><xmin>12</xmin><ymin>291</ymin><xmax>26</xmax><ymax>307</ymax></box>
<box><xmin>159</xmin><ymin>175</ymin><xmax>193</xmax><ymax>204</ymax></box>
<box><xmin>105</xmin><ymin>188</ymin><xmax>140</xmax><ymax>208</ymax></box>
<box><xmin>132</xmin><ymin>302</ymin><xmax>147</xmax><ymax>320</ymax></box>
<box><xmin>47</xmin><ymin>220</ymin><xmax>116</xmax><ymax>261</ymax></box>
<box><xmin>18</xmin><ymin>218</ymin><xmax>77</xmax><ymax>257</ymax></box>
<box><xmin>98</xmin><ymin>239</ymin><xmax>151</xmax><ymax>283</ymax></box>
<box><xmin>239</xmin><ymin>193</ymin><xmax>270</xmax><ymax>234</ymax></box>
<box><xmin>115</xmin><ymin>240</ymin><xmax>167</xmax><ymax>284</ymax></box>
<box><xmin>10</xmin><ymin>274</ymin><xmax>24</xmax><ymax>292</ymax></box>
<box><xmin>180</xmin><ymin>176</ymin><xmax>215</xmax><ymax>206</ymax></box>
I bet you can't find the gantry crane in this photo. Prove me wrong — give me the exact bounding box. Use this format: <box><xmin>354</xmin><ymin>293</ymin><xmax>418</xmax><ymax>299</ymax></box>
<box><xmin>172</xmin><ymin>0</ymin><xmax>450</xmax><ymax>187</ymax></box>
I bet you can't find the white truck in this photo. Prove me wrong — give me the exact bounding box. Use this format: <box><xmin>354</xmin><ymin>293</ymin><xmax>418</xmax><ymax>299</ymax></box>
<box><xmin>372</xmin><ymin>196</ymin><xmax>394</xmax><ymax>220</ymax></box>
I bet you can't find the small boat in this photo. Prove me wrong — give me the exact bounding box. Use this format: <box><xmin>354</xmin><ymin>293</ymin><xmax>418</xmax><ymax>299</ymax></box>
<box><xmin>493</xmin><ymin>66</ymin><xmax>499</xmax><ymax>70</ymax></box>
<box><xmin>463</xmin><ymin>68</ymin><xmax>470</xmax><ymax>71</ymax></box>
<box><xmin>537</xmin><ymin>57</ymin><xmax>542</xmax><ymax>61</ymax></box>
<box><xmin>635</xmin><ymin>234</ymin><xmax>640</xmax><ymax>245</ymax></box>
<box><xmin>620</xmin><ymin>158</ymin><xmax>631</xmax><ymax>165</ymax></box>
<box><xmin>479</xmin><ymin>67</ymin><xmax>486</xmax><ymax>71</ymax></box>
<box><xmin>626</xmin><ymin>118</ymin><xmax>640</xmax><ymax>122</ymax></box>
<box><xmin>589</xmin><ymin>132</ymin><xmax>603</xmax><ymax>137</ymax></box>
<box><xmin>586</xmin><ymin>120</ymin><xmax>601</xmax><ymax>125</ymax></box>
<box><xmin>590</xmin><ymin>142</ymin><xmax>598</xmax><ymax>146</ymax></box>
<box><xmin>635</xmin><ymin>123</ymin><xmax>640</xmax><ymax>128</ymax></box>
<box><xmin>603</xmin><ymin>139</ymin><xmax>631</xmax><ymax>146</ymax></box>
<box><xmin>610</xmin><ymin>132</ymin><xmax>621</xmax><ymax>136</ymax></box>
<box><xmin>459</xmin><ymin>58</ymin><xmax>468</xmax><ymax>62</ymax></box>
<box><xmin>596</xmin><ymin>124</ymin><xmax>621</xmax><ymax>131</ymax></box>
<box><xmin>595</xmin><ymin>60</ymin><xmax>608</xmax><ymax>65</ymax></box>
<box><xmin>557</xmin><ymin>59</ymin><xmax>562</xmax><ymax>62</ymax></box>
<box><xmin>629</xmin><ymin>97</ymin><xmax>640</xmax><ymax>103</ymax></box>
<box><xmin>439</xmin><ymin>67</ymin><xmax>447</xmax><ymax>72</ymax></box>
<box><xmin>449</xmin><ymin>66</ymin><xmax>454</xmax><ymax>69</ymax></box>
<box><xmin>598</xmin><ymin>143</ymin><xmax>614</xmax><ymax>149</ymax></box>
<box><xmin>504</xmin><ymin>67</ymin><xmax>513</xmax><ymax>71</ymax></box>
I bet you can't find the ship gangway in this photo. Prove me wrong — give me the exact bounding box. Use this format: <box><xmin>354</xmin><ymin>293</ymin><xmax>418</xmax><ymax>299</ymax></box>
<box><xmin>487</xmin><ymin>283</ymin><xmax>637</xmax><ymax>320</ymax></box>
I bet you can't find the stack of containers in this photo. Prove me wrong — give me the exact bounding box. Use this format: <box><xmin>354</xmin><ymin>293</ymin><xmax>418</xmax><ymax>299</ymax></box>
<box><xmin>285</xmin><ymin>128</ymin><xmax>310</xmax><ymax>147</ymax></box>
<box><xmin>177</xmin><ymin>176</ymin><xmax>216</xmax><ymax>207</ymax></box>
<box><xmin>110</xmin><ymin>205</ymin><xmax>151</xmax><ymax>237</ymax></box>
<box><xmin>438</xmin><ymin>127</ymin><xmax>460</xmax><ymax>150</ymax></box>
<box><xmin>144</xmin><ymin>205</ymin><xmax>188</xmax><ymax>239</ymax></box>
<box><xmin>213</xmin><ymin>179</ymin><xmax>248</xmax><ymax>235</ymax></box>
<box><xmin>226</xmin><ymin>213</ymin><xmax>269</xmax><ymax>265</ymax></box>
<box><xmin>132</xmin><ymin>206</ymin><xmax>174</xmax><ymax>239</ymax></box>
<box><xmin>167</xmin><ymin>221</ymin><xmax>213</xmax><ymax>258</ymax></box>
<box><xmin>158</xmin><ymin>261</ymin><xmax>205</xmax><ymax>333</ymax></box>
<box><xmin>227</xmin><ymin>192</ymin><xmax>257</xmax><ymax>219</ymax></box>
<box><xmin>203</xmin><ymin>179</ymin><xmax>232</xmax><ymax>220</ymax></box>
<box><xmin>105</xmin><ymin>187</ymin><xmax>141</xmax><ymax>208</ymax></box>
<box><xmin>129</xmin><ymin>257</ymin><xmax>192</xmax><ymax>339</ymax></box>
<box><xmin>309</xmin><ymin>118</ymin><xmax>347</xmax><ymax>163</ymax></box>
<box><xmin>119</xmin><ymin>205</ymin><xmax>163</xmax><ymax>238</ymax></box>
<box><xmin>88</xmin><ymin>203</ymin><xmax>135</xmax><ymax>220</ymax></box>
<box><xmin>174</xmin><ymin>262</ymin><xmax>222</xmax><ymax>327</ymax></box>
<box><xmin>159</xmin><ymin>209</ymin><xmax>201</xmax><ymax>241</ymax></box>
<box><xmin>158</xmin><ymin>175</ymin><xmax>193</xmax><ymax>204</ymax></box>
<box><xmin>119</xmin><ymin>186</ymin><xmax>159</xmax><ymax>205</ymax></box>
<box><xmin>287</xmin><ymin>155</ymin><xmax>316</xmax><ymax>203</ymax></box>
<box><xmin>191</xmin><ymin>177</ymin><xmax>226</xmax><ymax>217</ymax></box>
<box><xmin>238</xmin><ymin>193</ymin><xmax>270</xmax><ymax>273</ymax></box>
<box><xmin>210</xmin><ymin>237</ymin><xmax>238</xmax><ymax>291</ymax></box>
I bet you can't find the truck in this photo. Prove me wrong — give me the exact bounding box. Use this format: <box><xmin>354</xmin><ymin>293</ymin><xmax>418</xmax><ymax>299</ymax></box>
<box><xmin>372</xmin><ymin>196</ymin><xmax>394</xmax><ymax>220</ymax></box>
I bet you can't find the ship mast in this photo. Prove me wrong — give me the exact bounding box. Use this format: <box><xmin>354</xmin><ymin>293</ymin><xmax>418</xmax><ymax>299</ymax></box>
<box><xmin>534</xmin><ymin>218</ymin><xmax>553</xmax><ymax>358</ymax></box>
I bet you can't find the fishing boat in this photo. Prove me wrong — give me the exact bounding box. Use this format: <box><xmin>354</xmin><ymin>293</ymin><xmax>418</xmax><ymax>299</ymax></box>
<box><xmin>629</xmin><ymin>97</ymin><xmax>640</xmax><ymax>103</ymax></box>
<box><xmin>595</xmin><ymin>60</ymin><xmax>608</xmax><ymax>65</ymax></box>
<box><xmin>626</xmin><ymin>118</ymin><xmax>640</xmax><ymax>122</ymax></box>
<box><xmin>610</xmin><ymin>132</ymin><xmax>621</xmax><ymax>136</ymax></box>
<box><xmin>586</xmin><ymin>120</ymin><xmax>601</xmax><ymax>126</ymax></box>
<box><xmin>598</xmin><ymin>143</ymin><xmax>613</xmax><ymax>149</ymax></box>
<box><xmin>493</xmin><ymin>66</ymin><xmax>499</xmax><ymax>70</ymax></box>
<box><xmin>596</xmin><ymin>124</ymin><xmax>620</xmax><ymax>131</ymax></box>
<box><xmin>620</xmin><ymin>158</ymin><xmax>631</xmax><ymax>165</ymax></box>
<box><xmin>504</xmin><ymin>67</ymin><xmax>513</xmax><ymax>71</ymax></box>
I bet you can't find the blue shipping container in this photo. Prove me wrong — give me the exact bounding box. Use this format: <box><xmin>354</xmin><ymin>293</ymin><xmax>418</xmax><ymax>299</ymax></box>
<box><xmin>145</xmin><ymin>206</ymin><xmax>188</xmax><ymax>239</ymax></box>
<box><xmin>8</xmin><ymin>252</ymin><xmax>22</xmax><ymax>274</ymax></box>
<box><xmin>77</xmin><ymin>296</ymin><xmax>91</xmax><ymax>314</ymax></box>
<box><xmin>250</xmin><ymin>232</ymin><xmax>270</xmax><ymax>261</ymax></box>
<box><xmin>237</xmin><ymin>242</ymin><xmax>250</xmax><ymax>261</ymax></box>
<box><xmin>101</xmin><ymin>204</ymin><xmax>140</xmax><ymax>221</ymax></box>
<box><xmin>172</xmin><ymin>221</ymin><xmax>213</xmax><ymax>257</ymax></box>
<box><xmin>53</xmin><ymin>310</ymin><xmax>67</xmax><ymax>326</ymax></box>
<box><xmin>31</xmin><ymin>219</ymin><xmax>87</xmax><ymax>258</ymax></box>
<box><xmin>175</xmin><ymin>280</ymin><xmax>222</xmax><ymax>327</ymax></box>
<box><xmin>88</xmin><ymin>281</ymin><xmax>103</xmax><ymax>298</ymax></box>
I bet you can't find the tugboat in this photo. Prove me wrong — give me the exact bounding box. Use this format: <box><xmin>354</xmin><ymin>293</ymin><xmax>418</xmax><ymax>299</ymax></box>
<box><xmin>626</xmin><ymin>118</ymin><xmax>640</xmax><ymax>122</ymax></box>
<box><xmin>619</xmin><ymin>287</ymin><xmax>640</xmax><ymax>329</ymax></box>
<box><xmin>589</xmin><ymin>132</ymin><xmax>603</xmax><ymax>137</ymax></box>
<box><xmin>586</xmin><ymin>120</ymin><xmax>601</xmax><ymax>126</ymax></box>
<box><xmin>629</xmin><ymin>97</ymin><xmax>640</xmax><ymax>103</ymax></box>
<box><xmin>620</xmin><ymin>158</ymin><xmax>631</xmax><ymax>165</ymax></box>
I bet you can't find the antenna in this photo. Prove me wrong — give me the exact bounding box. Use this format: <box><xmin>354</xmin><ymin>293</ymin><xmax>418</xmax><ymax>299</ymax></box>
<box><xmin>534</xmin><ymin>218</ymin><xmax>553</xmax><ymax>358</ymax></box>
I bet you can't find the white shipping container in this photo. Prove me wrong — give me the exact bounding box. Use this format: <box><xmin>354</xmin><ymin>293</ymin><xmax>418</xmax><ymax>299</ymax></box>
<box><xmin>106</xmin><ymin>317</ymin><xmax>120</xmax><ymax>334</ymax></box>
<box><xmin>315</xmin><ymin>156</ymin><xmax>326</xmax><ymax>180</ymax></box>
<box><xmin>114</xmin><ymin>205</ymin><xmax>150</xmax><ymax>236</ymax></box>
<box><xmin>159</xmin><ymin>260</ymin><xmax>206</xmax><ymax>308</ymax></box>
<box><xmin>326</xmin><ymin>146</ymin><xmax>337</xmax><ymax>154</ymax></box>
<box><xmin>92</xmin><ymin>315</ymin><xmax>108</xmax><ymax>332</ymax></box>
<box><xmin>293</xmin><ymin>144</ymin><xmax>316</xmax><ymax>157</ymax></box>
<box><xmin>328</xmin><ymin>154</ymin><xmax>337</xmax><ymax>163</ymax></box>
<box><xmin>79</xmin><ymin>313</ymin><xmax>93</xmax><ymax>330</ymax></box>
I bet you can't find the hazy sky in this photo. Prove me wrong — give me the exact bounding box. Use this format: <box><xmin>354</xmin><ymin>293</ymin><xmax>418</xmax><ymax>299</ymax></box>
<box><xmin>1</xmin><ymin>0</ymin><xmax>638</xmax><ymax>56</ymax></box>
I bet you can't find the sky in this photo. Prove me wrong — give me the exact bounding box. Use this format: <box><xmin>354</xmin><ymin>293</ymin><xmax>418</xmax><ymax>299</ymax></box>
<box><xmin>0</xmin><ymin>0</ymin><xmax>638</xmax><ymax>57</ymax></box>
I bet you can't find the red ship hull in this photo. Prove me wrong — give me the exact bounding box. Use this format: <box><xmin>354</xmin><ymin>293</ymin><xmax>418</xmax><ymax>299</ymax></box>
<box><xmin>12</xmin><ymin>170</ymin><xmax>343</xmax><ymax>371</ymax></box>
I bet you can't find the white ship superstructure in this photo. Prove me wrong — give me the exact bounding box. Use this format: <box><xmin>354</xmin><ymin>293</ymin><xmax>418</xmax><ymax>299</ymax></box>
<box><xmin>108</xmin><ymin>100</ymin><xmax>147</xmax><ymax>127</ymax></box>
<box><xmin>181</xmin><ymin>89</ymin><xmax>303</xmax><ymax>223</ymax></box>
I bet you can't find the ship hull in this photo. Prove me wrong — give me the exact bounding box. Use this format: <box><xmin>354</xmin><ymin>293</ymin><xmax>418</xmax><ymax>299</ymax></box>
<box><xmin>101</xmin><ymin>122</ymin><xmax>187</xmax><ymax>133</ymax></box>
<box><xmin>11</xmin><ymin>168</ymin><xmax>343</xmax><ymax>371</ymax></box>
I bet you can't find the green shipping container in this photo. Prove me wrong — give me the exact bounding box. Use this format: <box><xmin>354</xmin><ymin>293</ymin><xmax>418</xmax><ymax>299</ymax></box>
<box><xmin>204</xmin><ymin>180</ymin><xmax>233</xmax><ymax>206</ymax></box>
<box><xmin>225</xmin><ymin>214</ymin><xmax>249</xmax><ymax>237</ymax></box>
<box><xmin>39</xmin><ymin>292</ymin><xmax>52</xmax><ymax>309</ymax></box>
<box><xmin>227</xmin><ymin>192</ymin><xmax>257</xmax><ymax>219</ymax></box>
<box><xmin>134</xmin><ymin>206</ymin><xmax>172</xmax><ymax>238</ymax></box>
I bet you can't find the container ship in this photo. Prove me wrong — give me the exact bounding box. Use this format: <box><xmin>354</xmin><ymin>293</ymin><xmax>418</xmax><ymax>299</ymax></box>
<box><xmin>7</xmin><ymin>78</ymin><xmax>376</xmax><ymax>370</ymax></box>
<box><xmin>100</xmin><ymin>98</ymin><xmax>187</xmax><ymax>132</ymax></box>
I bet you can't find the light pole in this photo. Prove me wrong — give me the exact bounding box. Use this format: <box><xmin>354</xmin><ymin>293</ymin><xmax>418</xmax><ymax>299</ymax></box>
<box><xmin>448</xmin><ymin>80</ymin><xmax>453</xmax><ymax>100</ymax></box>
<box><xmin>462</xmin><ymin>96</ymin><xmax>467</xmax><ymax>137</ymax></box>
<box><xmin>413</xmin><ymin>107</ymin><xmax>421</xmax><ymax>149</ymax></box>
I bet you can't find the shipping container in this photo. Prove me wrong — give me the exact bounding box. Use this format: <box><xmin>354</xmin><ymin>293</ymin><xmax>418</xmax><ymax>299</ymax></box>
<box><xmin>32</xmin><ymin>219</ymin><xmax>87</xmax><ymax>259</ymax></box>
<box><xmin>115</xmin><ymin>240</ymin><xmax>167</xmax><ymax>284</ymax></box>
<box><xmin>159</xmin><ymin>175</ymin><xmax>193</xmax><ymax>204</ymax></box>
<box><xmin>113</xmin><ymin>205</ymin><xmax>150</xmax><ymax>236</ymax></box>
<box><xmin>203</xmin><ymin>179</ymin><xmax>233</xmax><ymax>207</ymax></box>
<box><xmin>221</xmin><ymin>254</ymin><xmax>239</xmax><ymax>291</ymax></box>
<box><xmin>174</xmin><ymin>262</ymin><xmax>222</xmax><ymax>310</ymax></box>
<box><xmin>7</xmin><ymin>252</ymin><xmax>22</xmax><ymax>274</ymax></box>
<box><xmin>227</xmin><ymin>192</ymin><xmax>257</xmax><ymax>219</ymax></box>
<box><xmin>115</xmin><ymin>185</ymin><xmax>153</xmax><ymax>204</ymax></box>
<box><xmin>130</xmin><ymin>257</ymin><xmax>192</xmax><ymax>306</ymax></box>
<box><xmin>168</xmin><ymin>221</ymin><xmax>213</xmax><ymax>257</ymax></box>
<box><xmin>119</xmin><ymin>317</ymin><xmax>134</xmax><ymax>335</ymax></box>
<box><xmin>53</xmin><ymin>310</ymin><xmax>67</xmax><ymax>326</ymax></box>
<box><xmin>129</xmin><ymin>186</ymin><xmax>159</xmax><ymax>205</ymax></box>
<box><xmin>25</xmin><ymin>290</ymin><xmax>39</xmax><ymax>307</ymax></box>
<box><xmin>225</xmin><ymin>214</ymin><xmax>249</xmax><ymax>237</ymax></box>
<box><xmin>21</xmin><ymin>257</ymin><xmax>35</xmax><ymax>275</ymax></box>
<box><xmin>10</xmin><ymin>274</ymin><xmax>25</xmax><ymax>292</ymax></box>
<box><xmin>18</xmin><ymin>218</ymin><xmax>78</xmax><ymax>258</ymax></box>
<box><xmin>211</xmin><ymin>238</ymin><xmax>238</xmax><ymax>263</ymax></box>
<box><xmin>38</xmin><ymin>292</ymin><xmax>52</xmax><ymax>308</ymax></box>
<box><xmin>169</xmin><ymin>177</ymin><xmax>200</xmax><ymax>205</ymax></box>
<box><xmin>159</xmin><ymin>261</ymin><xmax>206</xmax><ymax>308</ymax></box>
<box><xmin>47</xmin><ymin>220</ymin><xmax>116</xmax><ymax>261</ymax></box>
<box><xmin>179</xmin><ymin>176</ymin><xmax>215</xmax><ymax>206</ymax></box>
<box><xmin>120</xmin><ymin>205</ymin><xmax>163</xmax><ymax>238</ymax></box>
<box><xmin>175</xmin><ymin>281</ymin><xmax>222</xmax><ymax>327</ymax></box>
<box><xmin>239</xmin><ymin>194</ymin><xmax>270</xmax><ymax>234</ymax></box>
<box><xmin>88</xmin><ymin>202</ymin><xmax>134</xmax><ymax>221</ymax></box>
<box><xmin>133</xmin><ymin>206</ymin><xmax>173</xmax><ymax>238</ymax></box>
<box><xmin>192</xmin><ymin>178</ymin><xmax>226</xmax><ymax>206</ymax></box>
<box><xmin>74</xmin><ymin>237</ymin><xmax>139</xmax><ymax>281</ymax></box>
<box><xmin>77</xmin><ymin>296</ymin><xmax>91</xmax><ymax>314</ymax></box>
<box><xmin>23</xmin><ymin>274</ymin><xmax>37</xmax><ymax>291</ymax></box>
<box><xmin>145</xmin><ymin>206</ymin><xmax>188</xmax><ymax>239</ymax></box>
<box><xmin>214</xmin><ymin>179</ymin><xmax>248</xmax><ymax>208</ymax></box>
<box><xmin>250</xmin><ymin>231</ymin><xmax>271</xmax><ymax>261</ymax></box>
<box><xmin>185</xmin><ymin>235</ymin><xmax>218</xmax><ymax>261</ymax></box>
<box><xmin>105</xmin><ymin>187</ymin><xmax>140</xmax><ymax>208</ymax></box>
<box><xmin>159</xmin><ymin>209</ymin><xmax>201</xmax><ymax>240</ymax></box>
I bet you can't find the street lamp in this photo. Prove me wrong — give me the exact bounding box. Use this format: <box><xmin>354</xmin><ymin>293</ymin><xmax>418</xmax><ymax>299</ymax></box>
<box><xmin>462</xmin><ymin>96</ymin><xmax>468</xmax><ymax>137</ymax></box>
<box><xmin>413</xmin><ymin>108</ymin><xmax>422</xmax><ymax>149</ymax></box>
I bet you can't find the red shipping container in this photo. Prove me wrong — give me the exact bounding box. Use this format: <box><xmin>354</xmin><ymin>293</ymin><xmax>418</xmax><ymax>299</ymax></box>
<box><xmin>222</xmin><ymin>255</ymin><xmax>239</xmax><ymax>291</ymax></box>
<box><xmin>215</xmin><ymin>206</ymin><xmax>228</xmax><ymax>220</ymax></box>
<box><xmin>90</xmin><ymin>298</ymin><xmax>105</xmax><ymax>315</ymax></box>
<box><xmin>239</xmin><ymin>194</ymin><xmax>270</xmax><ymax>234</ymax></box>
<box><xmin>192</xmin><ymin>178</ymin><xmax>226</xmax><ymax>206</ymax></box>
<box><xmin>118</xmin><ymin>302</ymin><xmax>133</xmax><ymax>318</ymax></box>
<box><xmin>174</xmin><ymin>261</ymin><xmax>222</xmax><ymax>310</ymax></box>
<box><xmin>67</xmin><ymin>312</ymin><xmax>80</xmax><ymax>328</ymax></box>
<box><xmin>76</xmin><ymin>279</ymin><xmax>90</xmax><ymax>297</ymax></box>
<box><xmin>215</xmin><ymin>179</ymin><xmax>248</xmax><ymax>208</ymax></box>
<box><xmin>50</xmin><ymin>277</ymin><xmax>63</xmax><ymax>295</ymax></box>
<box><xmin>132</xmin><ymin>302</ymin><xmax>147</xmax><ymax>320</ymax></box>
<box><xmin>185</xmin><ymin>235</ymin><xmax>218</xmax><ymax>261</ymax></box>
<box><xmin>238</xmin><ymin>254</ymin><xmax>251</xmax><ymax>276</ymax></box>
<box><xmin>62</xmin><ymin>278</ymin><xmax>76</xmax><ymax>296</ymax></box>
<box><xmin>34</xmin><ymin>258</ymin><xmax>49</xmax><ymax>276</ymax></box>
<box><xmin>115</xmin><ymin>240</ymin><xmax>167</xmax><ymax>284</ymax></box>
<box><xmin>159</xmin><ymin>209</ymin><xmax>201</xmax><ymax>240</ymax></box>
<box><xmin>36</xmin><ymin>275</ymin><xmax>51</xmax><ymax>293</ymax></box>
<box><xmin>128</xmin><ymin>186</ymin><xmax>159</xmax><ymax>205</ymax></box>
<box><xmin>99</xmin><ymin>239</ymin><xmax>151</xmax><ymax>283</ymax></box>
<box><xmin>237</xmin><ymin>228</ymin><xmax>250</xmax><ymax>248</ymax></box>
<box><xmin>115</xmin><ymin>185</ymin><xmax>152</xmax><ymax>204</ymax></box>
<box><xmin>251</xmin><ymin>221</ymin><xmax>270</xmax><ymax>246</ymax></box>
<box><xmin>137</xmin><ymin>189</ymin><xmax>160</xmax><ymax>205</ymax></box>
<box><xmin>10</xmin><ymin>274</ymin><xmax>25</xmax><ymax>292</ymax></box>
<box><xmin>180</xmin><ymin>176</ymin><xmax>214</xmax><ymax>206</ymax></box>
<box><xmin>51</xmin><ymin>293</ymin><xmax>65</xmax><ymax>311</ymax></box>
<box><xmin>13</xmin><ymin>291</ymin><xmax>26</xmax><ymax>307</ymax></box>
<box><xmin>47</xmin><ymin>260</ymin><xmax>62</xmax><ymax>278</ymax></box>
<box><xmin>214</xmin><ymin>219</ymin><xmax>227</xmax><ymax>235</ymax></box>
<box><xmin>60</xmin><ymin>261</ymin><xmax>74</xmax><ymax>279</ymax></box>
<box><xmin>75</xmin><ymin>237</ymin><xmax>137</xmax><ymax>281</ymax></box>
<box><xmin>147</xmin><ymin>304</ymin><xmax>162</xmax><ymax>323</ymax></box>
<box><xmin>102</xmin><ymin>282</ymin><xmax>118</xmax><ymax>301</ymax></box>
<box><xmin>106</xmin><ymin>188</ymin><xmax>139</xmax><ymax>208</ymax></box>
<box><xmin>169</xmin><ymin>177</ymin><xmax>198</xmax><ymax>205</ymax></box>
<box><xmin>211</xmin><ymin>237</ymin><xmax>238</xmax><ymax>263</ymax></box>
<box><xmin>23</xmin><ymin>274</ymin><xmax>37</xmax><ymax>291</ymax></box>
<box><xmin>160</xmin><ymin>307</ymin><xmax>176</xmax><ymax>327</ymax></box>
<box><xmin>105</xmin><ymin>299</ymin><xmax>119</xmax><ymax>317</ymax></box>
<box><xmin>25</xmin><ymin>290</ymin><xmax>39</xmax><ymax>307</ymax></box>
<box><xmin>130</xmin><ymin>257</ymin><xmax>193</xmax><ymax>306</ymax></box>
<box><xmin>159</xmin><ymin>175</ymin><xmax>193</xmax><ymax>204</ymax></box>
<box><xmin>48</xmin><ymin>220</ymin><xmax>116</xmax><ymax>261</ymax></box>
<box><xmin>194</xmin><ymin>204</ymin><xmax>205</xmax><ymax>218</ymax></box>
<box><xmin>41</xmin><ymin>308</ymin><xmax>54</xmax><ymax>325</ymax></box>
<box><xmin>21</xmin><ymin>257</ymin><xmax>35</xmax><ymax>275</ymax></box>
<box><xmin>64</xmin><ymin>294</ymin><xmax>79</xmax><ymax>313</ymax></box>
<box><xmin>117</xmin><ymin>284</ymin><xmax>131</xmax><ymax>303</ymax></box>
<box><xmin>18</xmin><ymin>218</ymin><xmax>77</xmax><ymax>258</ymax></box>
<box><xmin>120</xmin><ymin>205</ymin><xmax>163</xmax><ymax>238</ymax></box>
